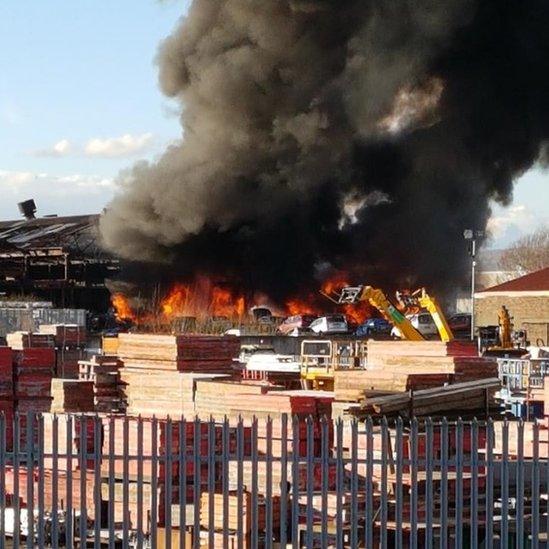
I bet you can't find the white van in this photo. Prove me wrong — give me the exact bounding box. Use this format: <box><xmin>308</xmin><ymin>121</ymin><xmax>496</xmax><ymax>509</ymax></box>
<box><xmin>391</xmin><ymin>312</ymin><xmax>438</xmax><ymax>338</ymax></box>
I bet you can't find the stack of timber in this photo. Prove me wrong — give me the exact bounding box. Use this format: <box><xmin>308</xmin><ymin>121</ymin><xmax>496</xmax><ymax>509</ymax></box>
<box><xmin>193</xmin><ymin>380</ymin><xmax>333</xmax><ymax>421</ymax></box>
<box><xmin>0</xmin><ymin>347</ymin><xmax>14</xmax><ymax>446</ymax></box>
<box><xmin>51</xmin><ymin>379</ymin><xmax>95</xmax><ymax>413</ymax></box>
<box><xmin>121</xmin><ymin>370</ymin><xmax>228</xmax><ymax>417</ymax></box>
<box><xmin>199</xmin><ymin>491</ymin><xmax>281</xmax><ymax>545</ymax></box>
<box><xmin>43</xmin><ymin>325</ymin><xmax>87</xmax><ymax>379</ymax></box>
<box><xmin>367</xmin><ymin>340</ymin><xmax>479</xmax><ymax>364</ymax></box>
<box><xmin>100</xmin><ymin>417</ymin><xmax>214</xmax><ymax>526</ymax></box>
<box><xmin>331</xmin><ymin>340</ymin><xmax>498</xmax><ymax>419</ymax></box>
<box><xmin>13</xmin><ymin>347</ymin><xmax>55</xmax><ymax>413</ymax></box>
<box><xmin>334</xmin><ymin>370</ymin><xmax>452</xmax><ymax>402</ymax></box>
<box><xmin>102</xmin><ymin>335</ymin><xmax>119</xmax><ymax>355</ymax></box>
<box><xmin>38</xmin><ymin>324</ymin><xmax>87</xmax><ymax>348</ymax></box>
<box><xmin>118</xmin><ymin>333</ymin><xmax>239</xmax><ymax>418</ymax></box>
<box><xmin>357</xmin><ymin>378</ymin><xmax>500</xmax><ymax>417</ymax></box>
<box><xmin>6</xmin><ymin>331</ymin><xmax>55</xmax><ymax>350</ymax></box>
<box><xmin>79</xmin><ymin>355</ymin><xmax>125</xmax><ymax>412</ymax></box>
<box><xmin>118</xmin><ymin>333</ymin><xmax>240</xmax><ymax>374</ymax></box>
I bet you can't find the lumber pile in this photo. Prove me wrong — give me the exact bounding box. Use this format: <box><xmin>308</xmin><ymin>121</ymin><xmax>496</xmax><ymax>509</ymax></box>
<box><xmin>199</xmin><ymin>492</ymin><xmax>281</xmax><ymax>533</ymax></box>
<box><xmin>358</xmin><ymin>378</ymin><xmax>500</xmax><ymax>417</ymax></box>
<box><xmin>102</xmin><ymin>335</ymin><xmax>119</xmax><ymax>355</ymax></box>
<box><xmin>79</xmin><ymin>355</ymin><xmax>125</xmax><ymax>413</ymax></box>
<box><xmin>55</xmin><ymin>348</ymin><xmax>85</xmax><ymax>379</ymax></box>
<box><xmin>0</xmin><ymin>347</ymin><xmax>14</xmax><ymax>445</ymax></box>
<box><xmin>118</xmin><ymin>333</ymin><xmax>240</xmax><ymax>373</ymax></box>
<box><xmin>367</xmin><ymin>340</ymin><xmax>478</xmax><ymax>364</ymax></box>
<box><xmin>120</xmin><ymin>370</ymin><xmax>228</xmax><ymax>417</ymax></box>
<box><xmin>6</xmin><ymin>331</ymin><xmax>55</xmax><ymax>350</ymax></box>
<box><xmin>334</xmin><ymin>370</ymin><xmax>451</xmax><ymax>402</ymax></box>
<box><xmin>117</xmin><ymin>333</ymin><xmax>239</xmax><ymax>418</ymax></box>
<box><xmin>13</xmin><ymin>348</ymin><xmax>55</xmax><ymax>413</ymax></box>
<box><xmin>51</xmin><ymin>379</ymin><xmax>95</xmax><ymax>413</ymax></box>
<box><xmin>38</xmin><ymin>324</ymin><xmax>87</xmax><ymax>347</ymax></box>
<box><xmin>193</xmin><ymin>380</ymin><xmax>333</xmax><ymax>421</ymax></box>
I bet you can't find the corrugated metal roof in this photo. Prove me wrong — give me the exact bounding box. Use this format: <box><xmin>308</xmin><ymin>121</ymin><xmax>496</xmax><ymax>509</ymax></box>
<box><xmin>0</xmin><ymin>214</ymin><xmax>102</xmax><ymax>256</ymax></box>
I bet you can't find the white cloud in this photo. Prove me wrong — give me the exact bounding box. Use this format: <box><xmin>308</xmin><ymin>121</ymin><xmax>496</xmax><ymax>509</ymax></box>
<box><xmin>84</xmin><ymin>133</ymin><xmax>153</xmax><ymax>158</ymax></box>
<box><xmin>32</xmin><ymin>138</ymin><xmax>72</xmax><ymax>157</ymax></box>
<box><xmin>0</xmin><ymin>169</ymin><xmax>114</xmax><ymax>204</ymax></box>
<box><xmin>0</xmin><ymin>169</ymin><xmax>116</xmax><ymax>219</ymax></box>
<box><xmin>486</xmin><ymin>202</ymin><xmax>544</xmax><ymax>248</ymax></box>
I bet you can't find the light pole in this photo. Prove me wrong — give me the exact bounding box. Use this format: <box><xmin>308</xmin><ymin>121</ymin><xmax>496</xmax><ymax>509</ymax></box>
<box><xmin>463</xmin><ymin>229</ymin><xmax>484</xmax><ymax>340</ymax></box>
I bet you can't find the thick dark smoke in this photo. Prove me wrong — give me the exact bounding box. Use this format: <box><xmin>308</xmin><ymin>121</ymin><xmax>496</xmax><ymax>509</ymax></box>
<box><xmin>100</xmin><ymin>0</ymin><xmax>549</xmax><ymax>302</ymax></box>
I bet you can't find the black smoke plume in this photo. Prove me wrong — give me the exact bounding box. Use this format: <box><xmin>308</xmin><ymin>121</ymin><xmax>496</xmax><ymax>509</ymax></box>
<box><xmin>100</xmin><ymin>0</ymin><xmax>549</xmax><ymax>303</ymax></box>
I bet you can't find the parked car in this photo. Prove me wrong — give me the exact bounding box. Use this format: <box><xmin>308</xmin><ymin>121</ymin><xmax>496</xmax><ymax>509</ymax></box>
<box><xmin>448</xmin><ymin>313</ymin><xmax>472</xmax><ymax>333</ymax></box>
<box><xmin>355</xmin><ymin>318</ymin><xmax>392</xmax><ymax>337</ymax></box>
<box><xmin>391</xmin><ymin>312</ymin><xmax>438</xmax><ymax>338</ymax></box>
<box><xmin>309</xmin><ymin>315</ymin><xmax>348</xmax><ymax>335</ymax></box>
<box><xmin>278</xmin><ymin>314</ymin><xmax>316</xmax><ymax>335</ymax></box>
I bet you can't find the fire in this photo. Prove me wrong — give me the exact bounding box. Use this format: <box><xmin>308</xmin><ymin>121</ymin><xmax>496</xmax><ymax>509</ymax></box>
<box><xmin>112</xmin><ymin>293</ymin><xmax>136</xmax><ymax>322</ymax></box>
<box><xmin>160</xmin><ymin>280</ymin><xmax>246</xmax><ymax>321</ymax></box>
<box><xmin>322</xmin><ymin>273</ymin><xmax>373</xmax><ymax>325</ymax></box>
<box><xmin>285</xmin><ymin>299</ymin><xmax>319</xmax><ymax>316</ymax></box>
<box><xmin>161</xmin><ymin>284</ymin><xmax>191</xmax><ymax>317</ymax></box>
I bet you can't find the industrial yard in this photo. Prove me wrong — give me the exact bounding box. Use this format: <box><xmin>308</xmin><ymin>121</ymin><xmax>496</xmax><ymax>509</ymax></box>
<box><xmin>2</xmin><ymin>0</ymin><xmax>549</xmax><ymax>547</ymax></box>
<box><xmin>0</xmin><ymin>267</ymin><xmax>546</xmax><ymax>546</ymax></box>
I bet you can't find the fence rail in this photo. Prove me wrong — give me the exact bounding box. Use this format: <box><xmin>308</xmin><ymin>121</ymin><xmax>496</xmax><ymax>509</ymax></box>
<box><xmin>0</xmin><ymin>413</ymin><xmax>547</xmax><ymax>548</ymax></box>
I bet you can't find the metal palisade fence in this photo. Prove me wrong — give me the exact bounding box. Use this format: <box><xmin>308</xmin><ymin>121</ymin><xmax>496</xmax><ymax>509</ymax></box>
<box><xmin>0</xmin><ymin>413</ymin><xmax>546</xmax><ymax>548</ymax></box>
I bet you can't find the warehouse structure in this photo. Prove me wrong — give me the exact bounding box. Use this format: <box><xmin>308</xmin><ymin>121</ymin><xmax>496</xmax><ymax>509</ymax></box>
<box><xmin>0</xmin><ymin>209</ymin><xmax>119</xmax><ymax>312</ymax></box>
<box><xmin>474</xmin><ymin>266</ymin><xmax>549</xmax><ymax>344</ymax></box>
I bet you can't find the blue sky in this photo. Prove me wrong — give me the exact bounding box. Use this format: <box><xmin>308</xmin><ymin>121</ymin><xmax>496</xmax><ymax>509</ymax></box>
<box><xmin>0</xmin><ymin>0</ymin><xmax>547</xmax><ymax>249</ymax></box>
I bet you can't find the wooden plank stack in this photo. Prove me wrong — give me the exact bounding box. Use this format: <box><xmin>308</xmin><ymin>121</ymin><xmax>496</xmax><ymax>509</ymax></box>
<box><xmin>6</xmin><ymin>331</ymin><xmax>55</xmax><ymax>350</ymax></box>
<box><xmin>79</xmin><ymin>355</ymin><xmax>125</xmax><ymax>413</ymax></box>
<box><xmin>13</xmin><ymin>348</ymin><xmax>55</xmax><ymax>412</ymax></box>
<box><xmin>358</xmin><ymin>378</ymin><xmax>500</xmax><ymax>417</ymax></box>
<box><xmin>118</xmin><ymin>334</ymin><xmax>240</xmax><ymax>373</ymax></box>
<box><xmin>193</xmin><ymin>381</ymin><xmax>333</xmax><ymax>421</ymax></box>
<box><xmin>0</xmin><ymin>347</ymin><xmax>14</xmax><ymax>446</ymax></box>
<box><xmin>55</xmin><ymin>348</ymin><xmax>86</xmax><ymax>379</ymax></box>
<box><xmin>367</xmin><ymin>340</ymin><xmax>479</xmax><ymax>362</ymax></box>
<box><xmin>102</xmin><ymin>335</ymin><xmax>119</xmax><ymax>355</ymax></box>
<box><xmin>51</xmin><ymin>379</ymin><xmax>95</xmax><ymax>413</ymax></box>
<box><xmin>334</xmin><ymin>370</ymin><xmax>452</xmax><ymax>402</ymax></box>
<box><xmin>117</xmin><ymin>333</ymin><xmax>239</xmax><ymax>418</ymax></box>
<box><xmin>120</xmin><ymin>371</ymin><xmax>228</xmax><ymax>417</ymax></box>
<box><xmin>199</xmin><ymin>491</ymin><xmax>281</xmax><ymax>535</ymax></box>
<box><xmin>38</xmin><ymin>324</ymin><xmax>87</xmax><ymax>348</ymax></box>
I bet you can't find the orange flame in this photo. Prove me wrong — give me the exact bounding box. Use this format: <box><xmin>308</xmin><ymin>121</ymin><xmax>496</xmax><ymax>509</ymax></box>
<box><xmin>112</xmin><ymin>293</ymin><xmax>136</xmax><ymax>322</ymax></box>
<box><xmin>160</xmin><ymin>281</ymin><xmax>246</xmax><ymax>321</ymax></box>
<box><xmin>284</xmin><ymin>299</ymin><xmax>318</xmax><ymax>316</ymax></box>
<box><xmin>322</xmin><ymin>273</ymin><xmax>373</xmax><ymax>324</ymax></box>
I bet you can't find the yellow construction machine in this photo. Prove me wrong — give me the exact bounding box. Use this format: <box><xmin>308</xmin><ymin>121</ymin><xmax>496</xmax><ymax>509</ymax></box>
<box><xmin>299</xmin><ymin>339</ymin><xmax>363</xmax><ymax>390</ymax></box>
<box><xmin>481</xmin><ymin>305</ymin><xmax>527</xmax><ymax>357</ymax></box>
<box><xmin>325</xmin><ymin>284</ymin><xmax>455</xmax><ymax>342</ymax></box>
<box><xmin>324</xmin><ymin>285</ymin><xmax>425</xmax><ymax>340</ymax></box>
<box><xmin>401</xmin><ymin>287</ymin><xmax>455</xmax><ymax>343</ymax></box>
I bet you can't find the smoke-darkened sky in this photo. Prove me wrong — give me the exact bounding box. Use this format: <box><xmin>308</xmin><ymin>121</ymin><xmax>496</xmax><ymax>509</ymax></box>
<box><xmin>98</xmin><ymin>0</ymin><xmax>549</xmax><ymax>301</ymax></box>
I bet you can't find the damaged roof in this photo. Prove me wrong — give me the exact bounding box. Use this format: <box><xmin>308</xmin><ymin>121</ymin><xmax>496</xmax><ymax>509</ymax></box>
<box><xmin>0</xmin><ymin>214</ymin><xmax>104</xmax><ymax>257</ymax></box>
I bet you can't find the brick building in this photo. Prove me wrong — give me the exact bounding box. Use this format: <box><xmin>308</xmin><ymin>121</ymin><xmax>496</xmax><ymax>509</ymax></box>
<box><xmin>474</xmin><ymin>267</ymin><xmax>549</xmax><ymax>345</ymax></box>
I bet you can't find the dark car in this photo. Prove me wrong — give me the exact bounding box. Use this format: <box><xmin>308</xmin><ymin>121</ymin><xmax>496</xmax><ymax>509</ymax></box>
<box><xmin>355</xmin><ymin>318</ymin><xmax>392</xmax><ymax>337</ymax></box>
<box><xmin>448</xmin><ymin>313</ymin><xmax>472</xmax><ymax>333</ymax></box>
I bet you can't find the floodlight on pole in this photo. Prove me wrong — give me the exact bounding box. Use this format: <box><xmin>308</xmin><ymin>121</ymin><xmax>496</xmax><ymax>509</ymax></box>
<box><xmin>464</xmin><ymin>229</ymin><xmax>484</xmax><ymax>340</ymax></box>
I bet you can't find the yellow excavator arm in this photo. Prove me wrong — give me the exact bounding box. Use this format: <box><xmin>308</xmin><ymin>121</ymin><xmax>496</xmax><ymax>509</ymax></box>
<box><xmin>330</xmin><ymin>285</ymin><xmax>425</xmax><ymax>341</ymax></box>
<box><xmin>415</xmin><ymin>288</ymin><xmax>454</xmax><ymax>343</ymax></box>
